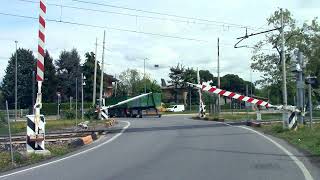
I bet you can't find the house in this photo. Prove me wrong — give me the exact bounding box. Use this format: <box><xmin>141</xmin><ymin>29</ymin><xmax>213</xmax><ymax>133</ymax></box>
<box><xmin>161</xmin><ymin>84</ymin><xmax>189</xmax><ymax>104</ymax></box>
<box><xmin>103</xmin><ymin>74</ymin><xmax>118</xmax><ymax>98</ymax></box>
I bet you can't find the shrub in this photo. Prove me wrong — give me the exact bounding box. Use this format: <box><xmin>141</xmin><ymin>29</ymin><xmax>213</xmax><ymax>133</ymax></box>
<box><xmin>84</xmin><ymin>108</ymin><xmax>98</xmax><ymax>120</ymax></box>
<box><xmin>62</xmin><ymin>110</ymin><xmax>76</xmax><ymax>119</ymax></box>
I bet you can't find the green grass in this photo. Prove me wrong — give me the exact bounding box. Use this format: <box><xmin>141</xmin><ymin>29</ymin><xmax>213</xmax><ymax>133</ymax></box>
<box><xmin>205</xmin><ymin>113</ymin><xmax>282</xmax><ymax>122</ymax></box>
<box><xmin>256</xmin><ymin>123</ymin><xmax>320</xmax><ymax>155</ymax></box>
<box><xmin>0</xmin><ymin>118</ymin><xmax>113</xmax><ymax>136</ymax></box>
<box><xmin>0</xmin><ymin>143</ymin><xmax>73</xmax><ymax>172</ymax></box>
<box><xmin>0</xmin><ymin>119</ymin><xmax>79</xmax><ymax>136</ymax></box>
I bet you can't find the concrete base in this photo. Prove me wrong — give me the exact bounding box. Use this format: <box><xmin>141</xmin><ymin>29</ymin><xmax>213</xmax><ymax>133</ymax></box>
<box><xmin>27</xmin><ymin>149</ymin><xmax>51</xmax><ymax>156</ymax></box>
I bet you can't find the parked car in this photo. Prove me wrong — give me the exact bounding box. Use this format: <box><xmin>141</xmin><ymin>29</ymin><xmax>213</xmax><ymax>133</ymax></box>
<box><xmin>166</xmin><ymin>105</ymin><xmax>185</xmax><ymax>112</ymax></box>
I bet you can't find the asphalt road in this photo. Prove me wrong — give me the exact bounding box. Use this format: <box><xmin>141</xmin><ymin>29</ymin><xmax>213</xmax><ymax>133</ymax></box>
<box><xmin>0</xmin><ymin>115</ymin><xmax>315</xmax><ymax>180</ymax></box>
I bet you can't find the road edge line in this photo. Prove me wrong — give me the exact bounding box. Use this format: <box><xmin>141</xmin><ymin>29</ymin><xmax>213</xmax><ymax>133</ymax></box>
<box><xmin>219</xmin><ymin>122</ymin><xmax>313</xmax><ymax>180</ymax></box>
<box><xmin>0</xmin><ymin>121</ymin><xmax>131</xmax><ymax>179</ymax></box>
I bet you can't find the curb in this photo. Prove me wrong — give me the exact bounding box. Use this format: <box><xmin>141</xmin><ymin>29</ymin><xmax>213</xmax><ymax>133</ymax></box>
<box><xmin>69</xmin><ymin>119</ymin><xmax>117</xmax><ymax>148</ymax></box>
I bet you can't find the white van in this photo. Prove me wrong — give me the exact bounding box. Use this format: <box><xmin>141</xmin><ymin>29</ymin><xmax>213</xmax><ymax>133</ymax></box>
<box><xmin>166</xmin><ymin>105</ymin><xmax>185</xmax><ymax>112</ymax></box>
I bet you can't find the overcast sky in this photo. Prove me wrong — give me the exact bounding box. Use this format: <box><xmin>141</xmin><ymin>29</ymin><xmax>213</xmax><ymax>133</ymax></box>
<box><xmin>0</xmin><ymin>0</ymin><xmax>319</xmax><ymax>85</ymax></box>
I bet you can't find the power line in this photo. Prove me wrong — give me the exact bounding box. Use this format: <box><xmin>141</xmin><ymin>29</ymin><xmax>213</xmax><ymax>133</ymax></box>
<box><xmin>0</xmin><ymin>12</ymin><xmax>208</xmax><ymax>42</ymax></box>
<box><xmin>72</xmin><ymin>0</ymin><xmax>260</xmax><ymax>31</ymax></box>
<box><xmin>15</xmin><ymin>0</ymin><xmax>256</xmax><ymax>30</ymax></box>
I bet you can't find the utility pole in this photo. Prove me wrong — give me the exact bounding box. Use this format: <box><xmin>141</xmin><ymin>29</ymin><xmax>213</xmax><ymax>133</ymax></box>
<box><xmin>6</xmin><ymin>101</ymin><xmax>14</xmax><ymax>166</ymax></box>
<box><xmin>305</xmin><ymin>76</ymin><xmax>316</xmax><ymax>128</ymax></box>
<box><xmin>93</xmin><ymin>38</ymin><xmax>98</xmax><ymax>106</ymax></box>
<box><xmin>250</xmin><ymin>68</ymin><xmax>253</xmax><ymax>97</ymax></box>
<box><xmin>81</xmin><ymin>73</ymin><xmax>85</xmax><ymax>121</ymax></box>
<box><xmin>280</xmin><ymin>8</ymin><xmax>288</xmax><ymax>127</ymax></box>
<box><xmin>57</xmin><ymin>93</ymin><xmax>61</xmax><ymax>119</ymax></box>
<box><xmin>144</xmin><ymin>58</ymin><xmax>147</xmax><ymax>93</ymax></box>
<box><xmin>32</xmin><ymin>71</ymin><xmax>35</xmax><ymax>114</ymax></box>
<box><xmin>189</xmin><ymin>85</ymin><xmax>192</xmax><ymax>111</ymax></box>
<box><xmin>308</xmin><ymin>82</ymin><xmax>312</xmax><ymax>128</ymax></box>
<box><xmin>69</xmin><ymin>96</ymin><xmax>72</xmax><ymax>110</ymax></box>
<box><xmin>15</xmin><ymin>40</ymin><xmax>18</xmax><ymax>122</ymax></box>
<box><xmin>296</xmin><ymin>51</ymin><xmax>304</xmax><ymax>124</ymax></box>
<box><xmin>75</xmin><ymin>78</ymin><xmax>78</xmax><ymax>125</ymax></box>
<box><xmin>217</xmin><ymin>37</ymin><xmax>220</xmax><ymax>115</ymax></box>
<box><xmin>99</xmin><ymin>30</ymin><xmax>106</xmax><ymax>120</ymax></box>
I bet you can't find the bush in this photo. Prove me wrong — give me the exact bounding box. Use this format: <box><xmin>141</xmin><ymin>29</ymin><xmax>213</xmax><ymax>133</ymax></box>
<box><xmin>42</xmin><ymin>102</ymin><xmax>93</xmax><ymax>115</ymax></box>
<box><xmin>62</xmin><ymin>110</ymin><xmax>76</xmax><ymax>119</ymax></box>
<box><xmin>84</xmin><ymin>108</ymin><xmax>98</xmax><ymax>120</ymax></box>
<box><xmin>0</xmin><ymin>111</ymin><xmax>5</xmax><ymax>123</ymax></box>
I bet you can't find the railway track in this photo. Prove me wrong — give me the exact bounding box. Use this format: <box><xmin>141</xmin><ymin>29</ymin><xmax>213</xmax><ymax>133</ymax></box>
<box><xmin>0</xmin><ymin>127</ymin><xmax>114</xmax><ymax>144</ymax></box>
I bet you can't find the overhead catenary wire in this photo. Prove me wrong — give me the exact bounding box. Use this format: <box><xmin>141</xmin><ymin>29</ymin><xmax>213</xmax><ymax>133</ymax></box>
<box><xmin>72</xmin><ymin>0</ymin><xmax>262</xmax><ymax>31</ymax></box>
<box><xmin>0</xmin><ymin>12</ymin><xmax>208</xmax><ymax>42</ymax></box>
<box><xmin>15</xmin><ymin>0</ymin><xmax>257</xmax><ymax>30</ymax></box>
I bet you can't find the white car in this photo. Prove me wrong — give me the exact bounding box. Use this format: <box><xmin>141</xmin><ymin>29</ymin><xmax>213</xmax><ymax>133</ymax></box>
<box><xmin>166</xmin><ymin>105</ymin><xmax>185</xmax><ymax>112</ymax></box>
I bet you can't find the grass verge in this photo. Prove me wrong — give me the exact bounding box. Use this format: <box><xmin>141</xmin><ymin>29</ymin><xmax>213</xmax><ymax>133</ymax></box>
<box><xmin>201</xmin><ymin>113</ymin><xmax>281</xmax><ymax>122</ymax></box>
<box><xmin>255</xmin><ymin>123</ymin><xmax>320</xmax><ymax>156</ymax></box>
<box><xmin>0</xmin><ymin>119</ymin><xmax>111</xmax><ymax>136</ymax></box>
<box><xmin>0</xmin><ymin>143</ymin><xmax>74</xmax><ymax>172</ymax></box>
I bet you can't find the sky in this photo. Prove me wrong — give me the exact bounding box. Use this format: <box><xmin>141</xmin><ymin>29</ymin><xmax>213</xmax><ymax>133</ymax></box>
<box><xmin>0</xmin><ymin>0</ymin><xmax>319</xmax><ymax>86</ymax></box>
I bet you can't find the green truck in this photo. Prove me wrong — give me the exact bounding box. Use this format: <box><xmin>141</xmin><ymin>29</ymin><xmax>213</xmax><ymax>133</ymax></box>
<box><xmin>107</xmin><ymin>93</ymin><xmax>162</xmax><ymax>118</ymax></box>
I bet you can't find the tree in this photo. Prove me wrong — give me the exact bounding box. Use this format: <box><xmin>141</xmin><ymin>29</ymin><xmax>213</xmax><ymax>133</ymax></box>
<box><xmin>118</xmin><ymin>69</ymin><xmax>141</xmax><ymax>96</ymax></box>
<box><xmin>42</xmin><ymin>50</ymin><xmax>58</xmax><ymax>102</ymax></box>
<box><xmin>220</xmin><ymin>74</ymin><xmax>254</xmax><ymax>95</ymax></box>
<box><xmin>81</xmin><ymin>52</ymin><xmax>101</xmax><ymax>102</ymax></box>
<box><xmin>1</xmin><ymin>48</ymin><xmax>35</xmax><ymax>108</ymax></box>
<box><xmin>117</xmin><ymin>69</ymin><xmax>161</xmax><ymax>97</ymax></box>
<box><xmin>55</xmin><ymin>49</ymin><xmax>81</xmax><ymax>100</ymax></box>
<box><xmin>168</xmin><ymin>63</ymin><xmax>185</xmax><ymax>103</ymax></box>
<box><xmin>251</xmin><ymin>9</ymin><xmax>320</xmax><ymax>104</ymax></box>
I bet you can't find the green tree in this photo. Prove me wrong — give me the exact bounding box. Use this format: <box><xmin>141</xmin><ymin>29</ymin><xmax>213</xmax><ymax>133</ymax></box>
<box><xmin>251</xmin><ymin>9</ymin><xmax>320</xmax><ymax>104</ymax></box>
<box><xmin>117</xmin><ymin>69</ymin><xmax>161</xmax><ymax>96</ymax></box>
<box><xmin>220</xmin><ymin>74</ymin><xmax>254</xmax><ymax>95</ymax></box>
<box><xmin>42</xmin><ymin>50</ymin><xmax>58</xmax><ymax>102</ymax></box>
<box><xmin>1</xmin><ymin>48</ymin><xmax>35</xmax><ymax>108</ymax></box>
<box><xmin>55</xmin><ymin>49</ymin><xmax>81</xmax><ymax>100</ymax></box>
<box><xmin>168</xmin><ymin>63</ymin><xmax>185</xmax><ymax>103</ymax></box>
<box><xmin>81</xmin><ymin>52</ymin><xmax>101</xmax><ymax>102</ymax></box>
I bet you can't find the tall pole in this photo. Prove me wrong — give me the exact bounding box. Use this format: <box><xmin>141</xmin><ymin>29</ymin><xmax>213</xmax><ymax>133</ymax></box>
<box><xmin>280</xmin><ymin>8</ymin><xmax>288</xmax><ymax>127</ymax></box>
<box><xmin>297</xmin><ymin>51</ymin><xmax>304</xmax><ymax>124</ymax></box>
<box><xmin>32</xmin><ymin>71</ymin><xmax>35</xmax><ymax>114</ymax></box>
<box><xmin>308</xmin><ymin>83</ymin><xmax>313</xmax><ymax>128</ymax></box>
<box><xmin>69</xmin><ymin>96</ymin><xmax>72</xmax><ymax>110</ymax></box>
<box><xmin>217</xmin><ymin>38</ymin><xmax>220</xmax><ymax>114</ymax></box>
<box><xmin>6</xmin><ymin>101</ymin><xmax>14</xmax><ymax>166</ymax></box>
<box><xmin>93</xmin><ymin>38</ymin><xmax>98</xmax><ymax>106</ymax></box>
<box><xmin>15</xmin><ymin>41</ymin><xmax>18</xmax><ymax>122</ymax></box>
<box><xmin>57</xmin><ymin>93</ymin><xmax>60</xmax><ymax>120</ymax></box>
<box><xmin>189</xmin><ymin>85</ymin><xmax>191</xmax><ymax>111</ymax></box>
<box><xmin>81</xmin><ymin>73</ymin><xmax>84</xmax><ymax>121</ymax></box>
<box><xmin>99</xmin><ymin>30</ymin><xmax>106</xmax><ymax>120</ymax></box>
<box><xmin>250</xmin><ymin>68</ymin><xmax>253</xmax><ymax>97</ymax></box>
<box><xmin>144</xmin><ymin>58</ymin><xmax>146</xmax><ymax>93</ymax></box>
<box><xmin>75</xmin><ymin>78</ymin><xmax>78</xmax><ymax>125</ymax></box>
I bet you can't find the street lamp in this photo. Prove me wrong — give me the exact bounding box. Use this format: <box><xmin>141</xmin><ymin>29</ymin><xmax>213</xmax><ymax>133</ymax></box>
<box><xmin>57</xmin><ymin>92</ymin><xmax>61</xmax><ymax>119</ymax></box>
<box><xmin>81</xmin><ymin>73</ymin><xmax>86</xmax><ymax>122</ymax></box>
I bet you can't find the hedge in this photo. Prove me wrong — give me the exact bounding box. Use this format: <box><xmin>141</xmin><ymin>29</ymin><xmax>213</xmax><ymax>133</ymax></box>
<box><xmin>42</xmin><ymin>102</ymin><xmax>93</xmax><ymax>115</ymax></box>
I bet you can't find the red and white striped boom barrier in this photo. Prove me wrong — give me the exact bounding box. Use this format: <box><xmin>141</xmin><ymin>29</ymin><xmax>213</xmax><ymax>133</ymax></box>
<box><xmin>188</xmin><ymin>82</ymin><xmax>301</xmax><ymax>129</ymax></box>
<box><xmin>187</xmin><ymin>82</ymin><xmax>272</xmax><ymax>108</ymax></box>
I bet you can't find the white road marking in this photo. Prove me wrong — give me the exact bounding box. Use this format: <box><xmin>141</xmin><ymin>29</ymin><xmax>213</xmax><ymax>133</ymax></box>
<box><xmin>216</xmin><ymin>121</ymin><xmax>313</xmax><ymax>180</ymax></box>
<box><xmin>0</xmin><ymin>121</ymin><xmax>131</xmax><ymax>179</ymax></box>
